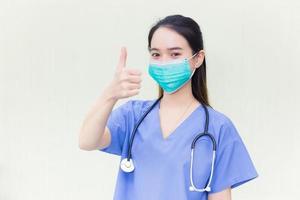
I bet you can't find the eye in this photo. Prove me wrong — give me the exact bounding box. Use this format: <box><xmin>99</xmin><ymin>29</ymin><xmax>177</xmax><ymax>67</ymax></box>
<box><xmin>151</xmin><ymin>53</ymin><xmax>160</xmax><ymax>57</ymax></box>
<box><xmin>171</xmin><ymin>52</ymin><xmax>181</xmax><ymax>57</ymax></box>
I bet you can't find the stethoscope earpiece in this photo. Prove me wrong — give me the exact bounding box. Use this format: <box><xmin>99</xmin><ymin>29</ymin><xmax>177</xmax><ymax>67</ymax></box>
<box><xmin>206</xmin><ymin>187</ymin><xmax>211</xmax><ymax>192</ymax></box>
<box><xmin>189</xmin><ymin>186</ymin><xmax>195</xmax><ymax>191</ymax></box>
<box><xmin>119</xmin><ymin>96</ymin><xmax>216</xmax><ymax>193</ymax></box>
<box><xmin>189</xmin><ymin>185</ymin><xmax>211</xmax><ymax>192</ymax></box>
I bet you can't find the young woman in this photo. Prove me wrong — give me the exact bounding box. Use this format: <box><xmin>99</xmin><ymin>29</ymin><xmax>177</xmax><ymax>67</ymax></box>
<box><xmin>79</xmin><ymin>14</ymin><xmax>258</xmax><ymax>200</ymax></box>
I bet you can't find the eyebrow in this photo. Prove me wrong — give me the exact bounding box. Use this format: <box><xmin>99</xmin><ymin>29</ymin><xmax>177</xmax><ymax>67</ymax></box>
<box><xmin>148</xmin><ymin>47</ymin><xmax>183</xmax><ymax>52</ymax></box>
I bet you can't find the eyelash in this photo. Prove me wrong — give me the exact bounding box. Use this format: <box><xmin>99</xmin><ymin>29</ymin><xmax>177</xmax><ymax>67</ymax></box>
<box><xmin>151</xmin><ymin>53</ymin><xmax>181</xmax><ymax>57</ymax></box>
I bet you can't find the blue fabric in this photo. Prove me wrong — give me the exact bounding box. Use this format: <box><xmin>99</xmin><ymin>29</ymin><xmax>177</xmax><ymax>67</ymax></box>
<box><xmin>99</xmin><ymin>99</ymin><xmax>259</xmax><ymax>200</ymax></box>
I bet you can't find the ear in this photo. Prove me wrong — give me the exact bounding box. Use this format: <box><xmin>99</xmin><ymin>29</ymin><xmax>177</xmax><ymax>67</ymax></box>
<box><xmin>195</xmin><ymin>50</ymin><xmax>205</xmax><ymax>68</ymax></box>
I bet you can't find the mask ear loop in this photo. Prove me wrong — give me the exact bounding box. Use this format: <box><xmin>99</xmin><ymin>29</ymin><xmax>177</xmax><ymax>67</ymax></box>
<box><xmin>188</xmin><ymin>51</ymin><xmax>200</xmax><ymax>60</ymax></box>
<box><xmin>190</xmin><ymin>67</ymin><xmax>196</xmax><ymax>77</ymax></box>
<box><xmin>188</xmin><ymin>51</ymin><xmax>200</xmax><ymax>77</ymax></box>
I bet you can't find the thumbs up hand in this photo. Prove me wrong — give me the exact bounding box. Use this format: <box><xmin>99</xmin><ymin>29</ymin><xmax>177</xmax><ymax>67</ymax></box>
<box><xmin>108</xmin><ymin>47</ymin><xmax>142</xmax><ymax>100</ymax></box>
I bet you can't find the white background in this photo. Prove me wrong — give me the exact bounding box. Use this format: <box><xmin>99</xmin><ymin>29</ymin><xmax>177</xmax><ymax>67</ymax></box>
<box><xmin>0</xmin><ymin>0</ymin><xmax>299</xmax><ymax>199</ymax></box>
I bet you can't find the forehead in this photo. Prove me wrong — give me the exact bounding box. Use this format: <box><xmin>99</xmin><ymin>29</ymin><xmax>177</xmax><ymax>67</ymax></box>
<box><xmin>150</xmin><ymin>27</ymin><xmax>190</xmax><ymax>51</ymax></box>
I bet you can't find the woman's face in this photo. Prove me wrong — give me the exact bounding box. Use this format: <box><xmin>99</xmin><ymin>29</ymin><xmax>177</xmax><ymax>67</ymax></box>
<box><xmin>149</xmin><ymin>27</ymin><xmax>204</xmax><ymax>70</ymax></box>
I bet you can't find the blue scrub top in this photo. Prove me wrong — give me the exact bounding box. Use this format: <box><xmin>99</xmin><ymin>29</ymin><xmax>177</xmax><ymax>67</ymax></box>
<box><xmin>99</xmin><ymin>99</ymin><xmax>258</xmax><ymax>200</ymax></box>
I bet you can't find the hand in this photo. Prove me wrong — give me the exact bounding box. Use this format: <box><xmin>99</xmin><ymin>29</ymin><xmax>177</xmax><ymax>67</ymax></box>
<box><xmin>107</xmin><ymin>47</ymin><xmax>142</xmax><ymax>100</ymax></box>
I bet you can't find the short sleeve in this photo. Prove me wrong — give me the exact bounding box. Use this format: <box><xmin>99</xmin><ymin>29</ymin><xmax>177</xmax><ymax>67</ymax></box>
<box><xmin>208</xmin><ymin>119</ymin><xmax>259</xmax><ymax>194</ymax></box>
<box><xmin>98</xmin><ymin>100</ymin><xmax>133</xmax><ymax>156</ymax></box>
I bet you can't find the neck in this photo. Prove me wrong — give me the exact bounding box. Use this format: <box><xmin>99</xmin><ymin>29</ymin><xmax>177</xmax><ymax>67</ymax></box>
<box><xmin>161</xmin><ymin>81</ymin><xmax>198</xmax><ymax>108</ymax></box>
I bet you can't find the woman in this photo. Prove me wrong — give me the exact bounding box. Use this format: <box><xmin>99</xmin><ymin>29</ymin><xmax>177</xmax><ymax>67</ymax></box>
<box><xmin>79</xmin><ymin>14</ymin><xmax>258</xmax><ymax>200</ymax></box>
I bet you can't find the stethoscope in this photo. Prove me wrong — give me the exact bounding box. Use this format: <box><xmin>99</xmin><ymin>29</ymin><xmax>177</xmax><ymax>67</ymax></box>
<box><xmin>120</xmin><ymin>95</ymin><xmax>217</xmax><ymax>192</ymax></box>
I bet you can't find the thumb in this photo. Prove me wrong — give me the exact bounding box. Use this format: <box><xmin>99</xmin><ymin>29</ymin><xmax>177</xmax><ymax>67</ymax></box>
<box><xmin>116</xmin><ymin>46</ymin><xmax>127</xmax><ymax>71</ymax></box>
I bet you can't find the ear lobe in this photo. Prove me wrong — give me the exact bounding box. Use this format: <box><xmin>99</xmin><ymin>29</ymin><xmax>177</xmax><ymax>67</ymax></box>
<box><xmin>194</xmin><ymin>58</ymin><xmax>203</xmax><ymax>68</ymax></box>
<box><xmin>196</xmin><ymin>50</ymin><xmax>205</xmax><ymax>68</ymax></box>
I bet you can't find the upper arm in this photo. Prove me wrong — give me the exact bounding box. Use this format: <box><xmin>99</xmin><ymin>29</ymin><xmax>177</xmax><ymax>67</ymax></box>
<box><xmin>98</xmin><ymin>100</ymin><xmax>134</xmax><ymax>156</ymax></box>
<box><xmin>208</xmin><ymin>188</ymin><xmax>231</xmax><ymax>200</ymax></box>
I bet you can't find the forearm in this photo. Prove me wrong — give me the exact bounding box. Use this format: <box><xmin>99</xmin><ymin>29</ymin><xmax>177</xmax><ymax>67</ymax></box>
<box><xmin>78</xmin><ymin>86</ymin><xmax>117</xmax><ymax>150</ymax></box>
<box><xmin>208</xmin><ymin>188</ymin><xmax>231</xmax><ymax>200</ymax></box>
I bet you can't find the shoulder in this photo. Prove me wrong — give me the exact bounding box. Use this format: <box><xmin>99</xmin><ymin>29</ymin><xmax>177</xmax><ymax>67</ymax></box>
<box><xmin>120</xmin><ymin>98</ymin><xmax>155</xmax><ymax>110</ymax></box>
<box><xmin>205</xmin><ymin>106</ymin><xmax>242</xmax><ymax>147</ymax></box>
<box><xmin>206</xmin><ymin>106</ymin><xmax>234</xmax><ymax>128</ymax></box>
<box><xmin>128</xmin><ymin>98</ymin><xmax>156</xmax><ymax>109</ymax></box>
<box><xmin>115</xmin><ymin>98</ymin><xmax>157</xmax><ymax>120</ymax></box>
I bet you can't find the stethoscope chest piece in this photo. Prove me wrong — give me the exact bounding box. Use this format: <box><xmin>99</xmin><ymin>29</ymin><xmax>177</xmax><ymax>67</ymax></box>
<box><xmin>119</xmin><ymin>97</ymin><xmax>216</xmax><ymax>193</ymax></box>
<box><xmin>120</xmin><ymin>158</ymin><xmax>135</xmax><ymax>172</ymax></box>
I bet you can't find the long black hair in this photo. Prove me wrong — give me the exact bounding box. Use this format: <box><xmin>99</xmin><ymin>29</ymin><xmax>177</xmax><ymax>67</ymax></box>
<box><xmin>147</xmin><ymin>14</ymin><xmax>211</xmax><ymax>107</ymax></box>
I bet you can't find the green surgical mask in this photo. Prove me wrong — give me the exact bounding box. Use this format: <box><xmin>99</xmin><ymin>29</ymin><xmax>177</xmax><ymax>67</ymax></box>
<box><xmin>148</xmin><ymin>53</ymin><xmax>197</xmax><ymax>94</ymax></box>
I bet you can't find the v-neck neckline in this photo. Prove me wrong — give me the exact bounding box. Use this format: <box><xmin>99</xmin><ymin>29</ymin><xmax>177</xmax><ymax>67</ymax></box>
<box><xmin>155</xmin><ymin>100</ymin><xmax>203</xmax><ymax>141</ymax></box>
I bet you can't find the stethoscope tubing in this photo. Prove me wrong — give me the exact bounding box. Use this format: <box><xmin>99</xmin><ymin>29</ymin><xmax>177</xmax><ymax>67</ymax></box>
<box><xmin>121</xmin><ymin>95</ymin><xmax>217</xmax><ymax>192</ymax></box>
<box><xmin>127</xmin><ymin>95</ymin><xmax>163</xmax><ymax>161</ymax></box>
